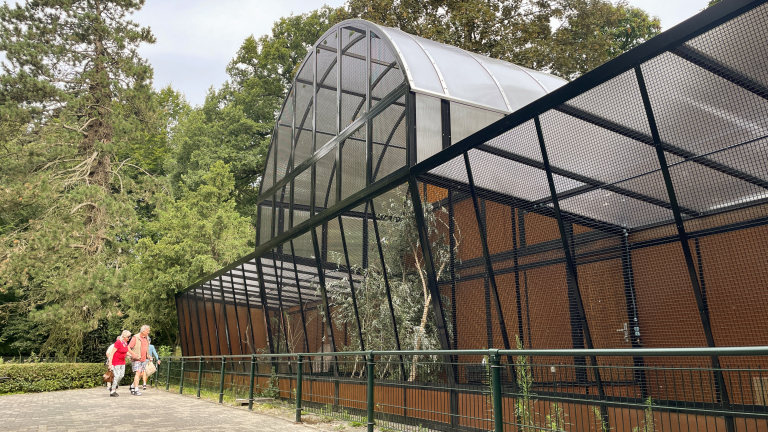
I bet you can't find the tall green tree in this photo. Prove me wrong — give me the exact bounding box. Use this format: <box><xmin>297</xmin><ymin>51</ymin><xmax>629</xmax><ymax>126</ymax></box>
<box><xmin>167</xmin><ymin>6</ymin><xmax>344</xmax><ymax>222</ymax></box>
<box><xmin>0</xmin><ymin>0</ymin><xmax>155</xmax><ymax>186</ymax></box>
<box><xmin>124</xmin><ymin>161</ymin><xmax>253</xmax><ymax>343</ymax></box>
<box><xmin>0</xmin><ymin>0</ymin><xmax>159</xmax><ymax>356</ymax></box>
<box><xmin>341</xmin><ymin>0</ymin><xmax>660</xmax><ymax>79</ymax></box>
<box><xmin>550</xmin><ymin>0</ymin><xmax>661</xmax><ymax>79</ymax></box>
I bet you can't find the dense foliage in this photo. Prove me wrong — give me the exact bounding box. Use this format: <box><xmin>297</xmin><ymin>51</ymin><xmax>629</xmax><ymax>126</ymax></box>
<box><xmin>0</xmin><ymin>0</ymin><xmax>660</xmax><ymax>359</ymax></box>
<box><xmin>0</xmin><ymin>363</ymin><xmax>116</xmax><ymax>394</ymax></box>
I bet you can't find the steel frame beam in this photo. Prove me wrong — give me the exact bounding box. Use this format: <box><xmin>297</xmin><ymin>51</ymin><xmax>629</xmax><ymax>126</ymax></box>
<box><xmin>534</xmin><ymin>116</ymin><xmax>608</xmax><ymax>419</ymax></box>
<box><xmin>477</xmin><ymin>142</ymin><xmax>698</xmax><ymax>217</ymax></box>
<box><xmin>672</xmin><ymin>43</ymin><xmax>768</xmax><ymax>101</ymax></box>
<box><xmin>338</xmin><ymin>216</ymin><xmax>366</xmax><ymax>351</ymax></box>
<box><xmin>228</xmin><ymin>273</ymin><xmax>245</xmax><ymax>355</ymax></box>
<box><xmin>271</xmin><ymin>250</ymin><xmax>292</xmax><ymax>354</ymax></box>
<box><xmin>369</xmin><ymin>199</ymin><xmax>407</xmax><ymax>379</ymax></box>
<box><xmin>408</xmin><ymin>178</ymin><xmax>459</xmax><ymax>427</ymax></box>
<box><xmin>240</xmin><ymin>267</ymin><xmax>258</xmax><ymax>354</ymax></box>
<box><xmin>635</xmin><ymin>66</ymin><xmax>733</xmax><ymax>428</ymax></box>
<box><xmin>554</xmin><ymin>103</ymin><xmax>768</xmax><ymax>192</ymax></box>
<box><xmin>199</xmin><ymin>285</ymin><xmax>214</xmax><ymax>356</ymax></box>
<box><xmin>178</xmin><ymin>295</ymin><xmax>190</xmax><ymax>356</ymax></box>
<box><xmin>311</xmin><ymin>227</ymin><xmax>339</xmax><ymax>378</ymax></box>
<box><xmin>192</xmin><ymin>291</ymin><xmax>206</xmax><ymax>356</ymax></box>
<box><xmin>206</xmin><ymin>283</ymin><xmax>222</xmax><ymax>355</ymax></box>
<box><xmin>256</xmin><ymin>259</ymin><xmax>276</xmax><ymax>354</ymax></box>
<box><xmin>289</xmin><ymin>240</ymin><xmax>312</xmax><ymax>363</ymax></box>
<box><xmin>462</xmin><ymin>153</ymin><xmax>519</xmax><ymax>388</ymax></box>
<box><xmin>217</xmin><ymin>276</ymin><xmax>233</xmax><ymax>355</ymax></box>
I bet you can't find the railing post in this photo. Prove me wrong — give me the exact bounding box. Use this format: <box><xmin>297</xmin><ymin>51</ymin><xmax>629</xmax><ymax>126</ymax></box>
<box><xmin>366</xmin><ymin>352</ymin><xmax>375</xmax><ymax>432</ymax></box>
<box><xmin>165</xmin><ymin>359</ymin><xmax>171</xmax><ymax>391</ymax></box>
<box><xmin>490</xmin><ymin>349</ymin><xmax>503</xmax><ymax>432</ymax></box>
<box><xmin>248</xmin><ymin>355</ymin><xmax>256</xmax><ymax>411</ymax></box>
<box><xmin>179</xmin><ymin>357</ymin><xmax>185</xmax><ymax>394</ymax></box>
<box><xmin>218</xmin><ymin>357</ymin><xmax>226</xmax><ymax>404</ymax></box>
<box><xmin>196</xmin><ymin>356</ymin><xmax>203</xmax><ymax>399</ymax></box>
<box><xmin>296</xmin><ymin>355</ymin><xmax>303</xmax><ymax>423</ymax></box>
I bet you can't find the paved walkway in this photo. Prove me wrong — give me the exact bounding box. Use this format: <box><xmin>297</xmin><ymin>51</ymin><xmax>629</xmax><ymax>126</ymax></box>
<box><xmin>1</xmin><ymin>387</ymin><xmax>337</xmax><ymax>431</ymax></box>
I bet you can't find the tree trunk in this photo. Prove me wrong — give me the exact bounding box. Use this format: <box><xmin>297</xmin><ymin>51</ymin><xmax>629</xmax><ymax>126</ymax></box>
<box><xmin>81</xmin><ymin>3</ymin><xmax>113</xmax><ymax>189</ymax></box>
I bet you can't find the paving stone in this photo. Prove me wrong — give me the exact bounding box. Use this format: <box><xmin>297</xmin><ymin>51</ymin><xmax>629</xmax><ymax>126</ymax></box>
<box><xmin>0</xmin><ymin>387</ymin><xmax>338</xmax><ymax>431</ymax></box>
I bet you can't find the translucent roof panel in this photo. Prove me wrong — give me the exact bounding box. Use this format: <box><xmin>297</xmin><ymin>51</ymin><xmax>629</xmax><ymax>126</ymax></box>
<box><xmin>256</xmin><ymin>19</ymin><xmax>566</xmax><ymax>224</ymax></box>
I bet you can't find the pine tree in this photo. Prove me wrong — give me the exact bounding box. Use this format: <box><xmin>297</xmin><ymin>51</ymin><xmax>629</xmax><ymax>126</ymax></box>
<box><xmin>0</xmin><ymin>0</ymin><xmax>159</xmax><ymax>356</ymax></box>
<box><xmin>0</xmin><ymin>0</ymin><xmax>155</xmax><ymax>186</ymax></box>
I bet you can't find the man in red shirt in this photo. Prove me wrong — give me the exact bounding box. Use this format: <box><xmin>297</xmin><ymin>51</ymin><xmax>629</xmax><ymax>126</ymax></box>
<box><xmin>128</xmin><ymin>325</ymin><xmax>151</xmax><ymax>396</ymax></box>
<box><xmin>107</xmin><ymin>330</ymin><xmax>137</xmax><ymax>397</ymax></box>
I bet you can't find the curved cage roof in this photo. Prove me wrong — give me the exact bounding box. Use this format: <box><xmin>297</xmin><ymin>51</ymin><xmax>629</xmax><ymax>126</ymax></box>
<box><xmin>257</xmin><ymin>19</ymin><xmax>566</xmax><ymax>248</ymax></box>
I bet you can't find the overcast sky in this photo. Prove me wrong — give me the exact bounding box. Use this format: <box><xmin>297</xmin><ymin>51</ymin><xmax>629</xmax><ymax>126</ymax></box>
<box><xmin>132</xmin><ymin>0</ymin><xmax>709</xmax><ymax>106</ymax></box>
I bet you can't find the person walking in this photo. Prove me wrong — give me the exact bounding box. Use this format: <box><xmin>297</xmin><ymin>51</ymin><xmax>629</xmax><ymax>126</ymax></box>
<box><xmin>148</xmin><ymin>343</ymin><xmax>161</xmax><ymax>366</ymax></box>
<box><xmin>128</xmin><ymin>325</ymin><xmax>151</xmax><ymax>396</ymax></box>
<box><xmin>141</xmin><ymin>339</ymin><xmax>160</xmax><ymax>390</ymax></box>
<box><xmin>107</xmin><ymin>330</ymin><xmax>137</xmax><ymax>397</ymax></box>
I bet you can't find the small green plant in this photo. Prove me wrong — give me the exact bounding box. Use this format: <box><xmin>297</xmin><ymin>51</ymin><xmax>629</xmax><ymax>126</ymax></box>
<box><xmin>594</xmin><ymin>406</ymin><xmax>611</xmax><ymax>432</ymax></box>
<box><xmin>348</xmin><ymin>421</ymin><xmax>364</xmax><ymax>428</ymax></box>
<box><xmin>546</xmin><ymin>402</ymin><xmax>568</xmax><ymax>432</ymax></box>
<box><xmin>259</xmin><ymin>367</ymin><xmax>280</xmax><ymax>398</ymax></box>
<box><xmin>514</xmin><ymin>335</ymin><xmax>535</xmax><ymax>432</ymax></box>
<box><xmin>157</xmin><ymin>346</ymin><xmax>173</xmax><ymax>358</ymax></box>
<box><xmin>632</xmin><ymin>397</ymin><xmax>656</xmax><ymax>432</ymax></box>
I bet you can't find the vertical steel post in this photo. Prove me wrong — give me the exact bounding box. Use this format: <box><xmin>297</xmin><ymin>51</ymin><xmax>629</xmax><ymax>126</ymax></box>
<box><xmin>185</xmin><ymin>292</ymin><xmax>201</xmax><ymax>356</ymax></box>
<box><xmin>256</xmin><ymin>259</ymin><xmax>276</xmax><ymax>354</ymax></box>
<box><xmin>534</xmin><ymin>116</ymin><xmax>607</xmax><ymax>423</ymax></box>
<box><xmin>490</xmin><ymin>350</ymin><xmax>503</xmax><ymax>432</ymax></box>
<box><xmin>311</xmin><ymin>228</ymin><xmax>339</xmax><ymax>363</ymax></box>
<box><xmin>408</xmin><ymin>178</ymin><xmax>459</xmax><ymax>427</ymax></box>
<box><xmin>196</xmin><ymin>356</ymin><xmax>203</xmax><ymax>399</ymax></box>
<box><xmin>635</xmin><ymin>66</ymin><xmax>733</xmax><ymax>432</ymax></box>
<box><xmin>207</xmin><ymin>282</ymin><xmax>222</xmax><ymax>355</ymax></box>
<box><xmin>240</xmin><ymin>266</ymin><xmax>258</xmax><ymax>354</ymax></box>
<box><xmin>289</xmin><ymin>241</ymin><xmax>312</xmax><ymax>358</ymax></box>
<box><xmin>369</xmin><ymin>201</ymin><xmax>406</xmax><ymax>379</ymax></box>
<box><xmin>166</xmin><ymin>359</ymin><xmax>171</xmax><ymax>391</ymax></box>
<box><xmin>296</xmin><ymin>354</ymin><xmax>303</xmax><ymax>423</ymax></box>
<box><xmin>366</xmin><ymin>352</ymin><xmax>375</xmax><ymax>432</ymax></box>
<box><xmin>217</xmin><ymin>275</ymin><xmax>233</xmax><ymax>355</ymax></box>
<box><xmin>248</xmin><ymin>355</ymin><xmax>257</xmax><ymax>411</ymax></box>
<box><xmin>463</xmin><ymin>154</ymin><xmax>516</xmax><ymax>376</ymax></box>
<box><xmin>201</xmin><ymin>283</ymin><xmax>216</xmax><ymax>356</ymax></box>
<box><xmin>228</xmin><ymin>273</ymin><xmax>244</xmax><ymax>355</ymax></box>
<box><xmin>179</xmin><ymin>357</ymin><xmax>185</xmax><ymax>394</ymax></box>
<box><xmin>338</xmin><ymin>216</ymin><xmax>366</xmax><ymax>351</ymax></box>
<box><xmin>218</xmin><ymin>357</ymin><xmax>226</xmax><ymax>404</ymax></box>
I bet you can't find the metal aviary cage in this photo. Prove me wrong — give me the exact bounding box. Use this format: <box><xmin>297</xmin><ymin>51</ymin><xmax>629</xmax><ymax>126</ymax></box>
<box><xmin>174</xmin><ymin>1</ymin><xmax>768</xmax><ymax>428</ymax></box>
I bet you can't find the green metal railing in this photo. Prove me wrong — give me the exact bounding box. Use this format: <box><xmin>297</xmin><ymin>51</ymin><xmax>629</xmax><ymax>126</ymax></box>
<box><xmin>154</xmin><ymin>347</ymin><xmax>768</xmax><ymax>432</ymax></box>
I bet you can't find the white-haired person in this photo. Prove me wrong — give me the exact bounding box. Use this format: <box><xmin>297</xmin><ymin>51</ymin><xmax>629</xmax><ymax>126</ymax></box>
<box><xmin>106</xmin><ymin>330</ymin><xmax>137</xmax><ymax>397</ymax></box>
<box><xmin>128</xmin><ymin>325</ymin><xmax>151</xmax><ymax>396</ymax></box>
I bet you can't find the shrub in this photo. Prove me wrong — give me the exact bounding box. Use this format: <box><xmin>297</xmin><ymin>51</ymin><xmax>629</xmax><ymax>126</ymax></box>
<box><xmin>0</xmin><ymin>363</ymin><xmax>124</xmax><ymax>394</ymax></box>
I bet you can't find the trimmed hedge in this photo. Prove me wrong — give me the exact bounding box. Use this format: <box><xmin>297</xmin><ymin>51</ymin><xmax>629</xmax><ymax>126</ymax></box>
<box><xmin>0</xmin><ymin>363</ymin><xmax>119</xmax><ymax>394</ymax></box>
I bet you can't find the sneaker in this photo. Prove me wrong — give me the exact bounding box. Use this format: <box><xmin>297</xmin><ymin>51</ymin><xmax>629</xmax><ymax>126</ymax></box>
<box><xmin>110</xmin><ymin>392</ymin><xmax>119</xmax><ymax>397</ymax></box>
<box><xmin>142</xmin><ymin>384</ymin><xmax>147</xmax><ymax>390</ymax></box>
<box><xmin>133</xmin><ymin>391</ymin><xmax>142</xmax><ymax>396</ymax></box>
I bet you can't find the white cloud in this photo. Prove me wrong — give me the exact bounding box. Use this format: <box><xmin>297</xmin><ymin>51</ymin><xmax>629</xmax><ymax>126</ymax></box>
<box><xmin>133</xmin><ymin>0</ymin><xmax>346</xmax><ymax>105</ymax></box>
